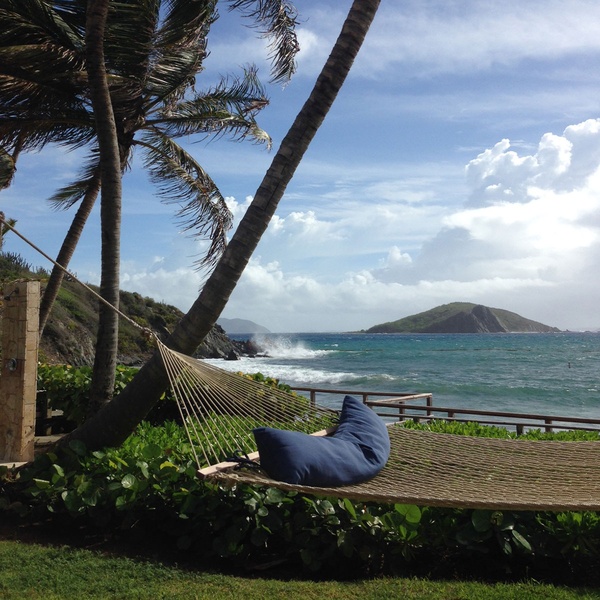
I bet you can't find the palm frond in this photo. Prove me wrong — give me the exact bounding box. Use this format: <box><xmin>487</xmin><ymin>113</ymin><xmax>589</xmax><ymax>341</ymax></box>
<box><xmin>144</xmin><ymin>0</ymin><xmax>217</xmax><ymax>108</ymax></box>
<box><xmin>144</xmin><ymin>46</ymin><xmax>206</xmax><ymax>107</ymax></box>
<box><xmin>0</xmin><ymin>67</ymin><xmax>89</xmax><ymax>122</ymax></box>
<box><xmin>0</xmin><ymin>3</ymin><xmax>91</xmax><ymax>150</ymax></box>
<box><xmin>0</xmin><ymin>114</ymin><xmax>95</xmax><ymax>153</ymax></box>
<box><xmin>157</xmin><ymin>0</ymin><xmax>217</xmax><ymax>48</ymax></box>
<box><xmin>47</xmin><ymin>152</ymin><xmax>101</xmax><ymax>210</ymax></box>
<box><xmin>138</xmin><ymin>130</ymin><xmax>232</xmax><ymax>267</ymax></box>
<box><xmin>0</xmin><ymin>1</ymin><xmax>84</xmax><ymax>51</ymax></box>
<box><xmin>149</xmin><ymin>67</ymin><xmax>271</xmax><ymax>147</ymax></box>
<box><xmin>104</xmin><ymin>1</ymin><xmax>159</xmax><ymax>78</ymax></box>
<box><xmin>228</xmin><ymin>0</ymin><xmax>300</xmax><ymax>84</ymax></box>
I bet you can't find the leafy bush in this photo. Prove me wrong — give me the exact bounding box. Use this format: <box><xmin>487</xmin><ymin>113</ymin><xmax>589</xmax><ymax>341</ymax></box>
<box><xmin>36</xmin><ymin>364</ymin><xmax>316</xmax><ymax>429</ymax></box>
<box><xmin>237</xmin><ymin>371</ymin><xmax>295</xmax><ymax>394</ymax></box>
<box><xmin>0</xmin><ymin>251</ymin><xmax>34</xmax><ymax>282</ymax></box>
<box><xmin>403</xmin><ymin>419</ymin><xmax>600</xmax><ymax>441</ymax></box>
<box><xmin>0</xmin><ymin>423</ymin><xmax>425</xmax><ymax>576</ymax></box>
<box><xmin>37</xmin><ymin>363</ymin><xmax>184</xmax><ymax>426</ymax></box>
<box><xmin>402</xmin><ymin>419</ymin><xmax>517</xmax><ymax>438</ymax></box>
<box><xmin>2</xmin><ymin>419</ymin><xmax>600</xmax><ymax>580</ymax></box>
<box><xmin>37</xmin><ymin>364</ymin><xmax>149</xmax><ymax>426</ymax></box>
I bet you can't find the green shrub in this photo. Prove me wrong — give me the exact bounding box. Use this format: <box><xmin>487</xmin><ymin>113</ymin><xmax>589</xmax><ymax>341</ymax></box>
<box><xmin>403</xmin><ymin>419</ymin><xmax>600</xmax><ymax>441</ymax></box>
<box><xmin>37</xmin><ymin>364</ymin><xmax>180</xmax><ymax>426</ymax></box>
<box><xmin>36</xmin><ymin>364</ymin><xmax>317</xmax><ymax>429</ymax></box>
<box><xmin>0</xmin><ymin>419</ymin><xmax>425</xmax><ymax>574</ymax></box>
<box><xmin>2</xmin><ymin>419</ymin><xmax>600</xmax><ymax>580</ymax></box>
<box><xmin>0</xmin><ymin>251</ymin><xmax>33</xmax><ymax>281</ymax></box>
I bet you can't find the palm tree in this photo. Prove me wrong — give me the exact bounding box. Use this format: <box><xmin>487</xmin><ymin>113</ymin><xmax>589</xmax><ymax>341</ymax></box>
<box><xmin>0</xmin><ymin>0</ymin><xmax>99</xmax><ymax>333</ymax></box>
<box><xmin>0</xmin><ymin>0</ymin><xmax>297</xmax><ymax>411</ymax></box>
<box><xmin>38</xmin><ymin>168</ymin><xmax>101</xmax><ymax>333</ymax></box>
<box><xmin>84</xmin><ymin>0</ymin><xmax>123</xmax><ymax>415</ymax></box>
<box><xmin>67</xmin><ymin>0</ymin><xmax>382</xmax><ymax>450</ymax></box>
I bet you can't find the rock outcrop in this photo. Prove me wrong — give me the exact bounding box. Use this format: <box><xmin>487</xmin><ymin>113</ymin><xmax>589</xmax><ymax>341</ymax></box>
<box><xmin>194</xmin><ymin>324</ymin><xmax>263</xmax><ymax>360</ymax></box>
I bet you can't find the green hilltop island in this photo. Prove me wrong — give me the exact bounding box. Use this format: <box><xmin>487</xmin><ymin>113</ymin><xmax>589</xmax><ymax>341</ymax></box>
<box><xmin>365</xmin><ymin>302</ymin><xmax>561</xmax><ymax>334</ymax></box>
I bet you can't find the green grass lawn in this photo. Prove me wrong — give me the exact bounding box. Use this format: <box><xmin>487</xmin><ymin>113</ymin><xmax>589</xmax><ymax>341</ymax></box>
<box><xmin>1</xmin><ymin>539</ymin><xmax>599</xmax><ymax>600</ymax></box>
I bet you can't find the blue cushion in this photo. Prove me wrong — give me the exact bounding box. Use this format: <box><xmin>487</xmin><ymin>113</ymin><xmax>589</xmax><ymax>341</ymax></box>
<box><xmin>253</xmin><ymin>395</ymin><xmax>390</xmax><ymax>486</ymax></box>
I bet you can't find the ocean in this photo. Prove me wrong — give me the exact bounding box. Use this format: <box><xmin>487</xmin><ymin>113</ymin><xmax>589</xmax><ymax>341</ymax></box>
<box><xmin>206</xmin><ymin>332</ymin><xmax>600</xmax><ymax>420</ymax></box>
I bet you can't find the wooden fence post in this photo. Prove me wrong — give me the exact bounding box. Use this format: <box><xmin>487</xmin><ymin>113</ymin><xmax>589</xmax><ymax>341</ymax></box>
<box><xmin>0</xmin><ymin>280</ymin><xmax>40</xmax><ymax>462</ymax></box>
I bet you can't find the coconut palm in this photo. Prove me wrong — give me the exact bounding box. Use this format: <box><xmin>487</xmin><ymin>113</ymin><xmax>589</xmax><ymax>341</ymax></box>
<box><xmin>0</xmin><ymin>147</ymin><xmax>15</xmax><ymax>190</ymax></box>
<box><xmin>84</xmin><ymin>0</ymin><xmax>122</xmax><ymax>415</ymax></box>
<box><xmin>0</xmin><ymin>0</ymin><xmax>100</xmax><ymax>335</ymax></box>
<box><xmin>68</xmin><ymin>0</ymin><xmax>382</xmax><ymax>450</ymax></box>
<box><xmin>0</xmin><ymin>0</ymin><xmax>298</xmax><ymax>412</ymax></box>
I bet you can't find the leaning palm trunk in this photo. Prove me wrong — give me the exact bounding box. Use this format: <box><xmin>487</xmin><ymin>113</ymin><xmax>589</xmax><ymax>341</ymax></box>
<box><xmin>39</xmin><ymin>172</ymin><xmax>101</xmax><ymax>334</ymax></box>
<box><xmin>67</xmin><ymin>0</ymin><xmax>381</xmax><ymax>450</ymax></box>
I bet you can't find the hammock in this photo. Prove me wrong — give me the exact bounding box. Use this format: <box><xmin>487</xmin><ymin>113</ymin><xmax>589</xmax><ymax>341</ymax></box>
<box><xmin>158</xmin><ymin>341</ymin><xmax>600</xmax><ymax>512</ymax></box>
<box><xmin>8</xmin><ymin>214</ymin><xmax>595</xmax><ymax>512</ymax></box>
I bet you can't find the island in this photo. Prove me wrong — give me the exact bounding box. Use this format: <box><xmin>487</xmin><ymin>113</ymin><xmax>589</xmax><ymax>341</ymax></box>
<box><xmin>365</xmin><ymin>302</ymin><xmax>560</xmax><ymax>334</ymax></box>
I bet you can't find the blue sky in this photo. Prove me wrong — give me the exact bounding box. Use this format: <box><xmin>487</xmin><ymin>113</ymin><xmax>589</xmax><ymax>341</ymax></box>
<box><xmin>3</xmin><ymin>0</ymin><xmax>600</xmax><ymax>332</ymax></box>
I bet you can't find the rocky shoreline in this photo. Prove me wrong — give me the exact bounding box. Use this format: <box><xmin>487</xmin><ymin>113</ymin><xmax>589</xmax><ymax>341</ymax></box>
<box><xmin>194</xmin><ymin>324</ymin><xmax>264</xmax><ymax>361</ymax></box>
<box><xmin>41</xmin><ymin>317</ymin><xmax>264</xmax><ymax>367</ymax></box>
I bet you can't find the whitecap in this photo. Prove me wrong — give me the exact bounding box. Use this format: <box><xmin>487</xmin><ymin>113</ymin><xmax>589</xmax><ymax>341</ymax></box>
<box><xmin>251</xmin><ymin>335</ymin><xmax>331</xmax><ymax>360</ymax></box>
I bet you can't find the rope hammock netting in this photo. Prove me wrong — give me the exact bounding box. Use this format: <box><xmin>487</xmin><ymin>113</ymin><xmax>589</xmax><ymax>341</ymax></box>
<box><xmin>157</xmin><ymin>340</ymin><xmax>600</xmax><ymax>512</ymax></box>
<box><xmin>4</xmin><ymin>217</ymin><xmax>600</xmax><ymax>511</ymax></box>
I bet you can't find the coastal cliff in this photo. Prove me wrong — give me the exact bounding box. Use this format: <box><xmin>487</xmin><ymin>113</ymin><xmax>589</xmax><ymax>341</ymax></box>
<box><xmin>366</xmin><ymin>302</ymin><xmax>560</xmax><ymax>334</ymax></box>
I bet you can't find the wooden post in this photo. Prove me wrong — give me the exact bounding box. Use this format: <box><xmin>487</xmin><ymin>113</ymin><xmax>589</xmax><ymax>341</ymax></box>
<box><xmin>0</xmin><ymin>280</ymin><xmax>40</xmax><ymax>462</ymax></box>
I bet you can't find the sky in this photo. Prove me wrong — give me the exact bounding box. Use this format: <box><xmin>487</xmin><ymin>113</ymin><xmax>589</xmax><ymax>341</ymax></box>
<box><xmin>3</xmin><ymin>0</ymin><xmax>600</xmax><ymax>333</ymax></box>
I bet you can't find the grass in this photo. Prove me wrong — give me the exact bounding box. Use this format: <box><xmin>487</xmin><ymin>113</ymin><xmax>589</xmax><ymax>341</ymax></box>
<box><xmin>0</xmin><ymin>538</ymin><xmax>599</xmax><ymax>600</ymax></box>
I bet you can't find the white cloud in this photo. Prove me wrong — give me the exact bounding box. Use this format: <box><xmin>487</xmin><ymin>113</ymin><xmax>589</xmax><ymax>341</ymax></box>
<box><xmin>8</xmin><ymin>1</ymin><xmax>600</xmax><ymax>335</ymax></box>
<box><xmin>226</xmin><ymin>118</ymin><xmax>600</xmax><ymax>331</ymax></box>
<box><xmin>207</xmin><ymin>1</ymin><xmax>600</xmax><ymax>83</ymax></box>
<box><xmin>120</xmin><ymin>266</ymin><xmax>204</xmax><ymax>308</ymax></box>
<box><xmin>114</xmin><ymin>117</ymin><xmax>600</xmax><ymax>332</ymax></box>
<box><xmin>225</xmin><ymin>195</ymin><xmax>253</xmax><ymax>220</ymax></box>
<box><xmin>360</xmin><ymin>0</ymin><xmax>600</xmax><ymax>78</ymax></box>
<box><xmin>466</xmin><ymin>119</ymin><xmax>600</xmax><ymax>206</ymax></box>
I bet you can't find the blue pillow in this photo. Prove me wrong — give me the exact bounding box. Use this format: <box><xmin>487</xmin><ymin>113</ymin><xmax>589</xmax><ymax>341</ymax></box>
<box><xmin>253</xmin><ymin>395</ymin><xmax>390</xmax><ymax>486</ymax></box>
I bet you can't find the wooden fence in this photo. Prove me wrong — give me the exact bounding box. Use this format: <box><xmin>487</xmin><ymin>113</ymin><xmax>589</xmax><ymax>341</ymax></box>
<box><xmin>290</xmin><ymin>386</ymin><xmax>600</xmax><ymax>434</ymax></box>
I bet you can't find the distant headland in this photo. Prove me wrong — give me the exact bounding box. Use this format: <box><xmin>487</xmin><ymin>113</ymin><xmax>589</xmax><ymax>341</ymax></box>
<box><xmin>363</xmin><ymin>303</ymin><xmax>560</xmax><ymax>334</ymax></box>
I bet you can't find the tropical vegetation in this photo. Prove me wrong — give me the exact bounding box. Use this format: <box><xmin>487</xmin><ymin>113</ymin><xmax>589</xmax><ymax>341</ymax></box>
<box><xmin>1</xmin><ymin>0</ymin><xmax>382</xmax><ymax>450</ymax></box>
<box><xmin>2</xmin><ymin>416</ymin><xmax>600</xmax><ymax>586</ymax></box>
<box><xmin>64</xmin><ymin>0</ymin><xmax>382</xmax><ymax>454</ymax></box>
<box><xmin>2</xmin><ymin>3</ymin><xmax>599</xmax><ymax>594</ymax></box>
<box><xmin>0</xmin><ymin>0</ymin><xmax>294</xmax><ymax>415</ymax></box>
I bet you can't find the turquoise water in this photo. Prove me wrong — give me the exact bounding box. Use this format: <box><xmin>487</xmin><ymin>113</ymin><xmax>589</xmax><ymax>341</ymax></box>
<box><xmin>208</xmin><ymin>332</ymin><xmax>600</xmax><ymax>419</ymax></box>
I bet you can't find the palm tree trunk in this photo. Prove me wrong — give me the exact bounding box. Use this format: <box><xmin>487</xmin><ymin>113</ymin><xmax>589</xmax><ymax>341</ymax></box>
<box><xmin>39</xmin><ymin>171</ymin><xmax>101</xmax><ymax>334</ymax></box>
<box><xmin>85</xmin><ymin>0</ymin><xmax>123</xmax><ymax>417</ymax></box>
<box><xmin>66</xmin><ymin>0</ymin><xmax>381</xmax><ymax>449</ymax></box>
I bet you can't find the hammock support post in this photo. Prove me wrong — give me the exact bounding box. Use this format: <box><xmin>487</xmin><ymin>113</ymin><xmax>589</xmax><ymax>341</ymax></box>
<box><xmin>0</xmin><ymin>280</ymin><xmax>40</xmax><ymax>463</ymax></box>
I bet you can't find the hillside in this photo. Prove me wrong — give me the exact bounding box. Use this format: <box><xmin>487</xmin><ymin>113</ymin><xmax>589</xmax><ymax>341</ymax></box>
<box><xmin>42</xmin><ymin>282</ymin><xmax>259</xmax><ymax>365</ymax></box>
<box><xmin>366</xmin><ymin>302</ymin><xmax>560</xmax><ymax>334</ymax></box>
<box><xmin>0</xmin><ymin>255</ymin><xmax>256</xmax><ymax>366</ymax></box>
<box><xmin>217</xmin><ymin>317</ymin><xmax>271</xmax><ymax>335</ymax></box>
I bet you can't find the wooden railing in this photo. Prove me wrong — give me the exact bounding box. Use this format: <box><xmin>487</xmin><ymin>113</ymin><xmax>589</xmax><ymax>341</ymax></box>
<box><xmin>289</xmin><ymin>386</ymin><xmax>600</xmax><ymax>434</ymax></box>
